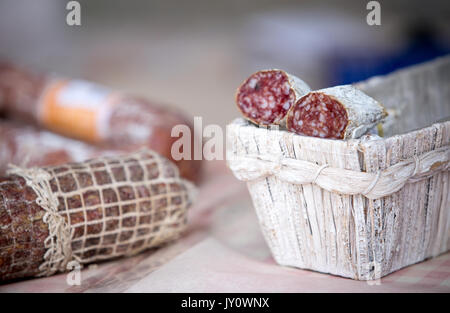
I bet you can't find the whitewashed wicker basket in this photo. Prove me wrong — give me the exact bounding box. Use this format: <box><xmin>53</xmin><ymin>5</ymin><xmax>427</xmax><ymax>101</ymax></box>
<box><xmin>227</xmin><ymin>57</ymin><xmax>450</xmax><ymax>280</ymax></box>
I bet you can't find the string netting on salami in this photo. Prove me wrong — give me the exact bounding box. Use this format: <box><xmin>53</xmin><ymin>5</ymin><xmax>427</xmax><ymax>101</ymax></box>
<box><xmin>0</xmin><ymin>149</ymin><xmax>196</xmax><ymax>281</ymax></box>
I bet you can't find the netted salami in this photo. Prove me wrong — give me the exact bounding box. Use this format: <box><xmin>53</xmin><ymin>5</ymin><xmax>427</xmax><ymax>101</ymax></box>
<box><xmin>0</xmin><ymin>149</ymin><xmax>195</xmax><ymax>282</ymax></box>
<box><xmin>286</xmin><ymin>85</ymin><xmax>387</xmax><ymax>139</ymax></box>
<box><xmin>235</xmin><ymin>69</ymin><xmax>311</xmax><ymax>126</ymax></box>
<box><xmin>0</xmin><ymin>62</ymin><xmax>201</xmax><ymax>182</ymax></box>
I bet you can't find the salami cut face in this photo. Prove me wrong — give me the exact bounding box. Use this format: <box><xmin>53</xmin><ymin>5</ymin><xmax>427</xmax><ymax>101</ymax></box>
<box><xmin>236</xmin><ymin>70</ymin><xmax>296</xmax><ymax>125</ymax></box>
<box><xmin>286</xmin><ymin>85</ymin><xmax>387</xmax><ymax>139</ymax></box>
<box><xmin>287</xmin><ymin>93</ymin><xmax>349</xmax><ymax>139</ymax></box>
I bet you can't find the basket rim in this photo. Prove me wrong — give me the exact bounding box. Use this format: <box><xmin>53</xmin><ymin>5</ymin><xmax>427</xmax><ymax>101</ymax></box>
<box><xmin>228</xmin><ymin>116</ymin><xmax>450</xmax><ymax>146</ymax></box>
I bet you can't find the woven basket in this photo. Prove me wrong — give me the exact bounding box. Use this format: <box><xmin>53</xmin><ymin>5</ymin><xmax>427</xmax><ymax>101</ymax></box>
<box><xmin>227</xmin><ymin>56</ymin><xmax>450</xmax><ymax>280</ymax></box>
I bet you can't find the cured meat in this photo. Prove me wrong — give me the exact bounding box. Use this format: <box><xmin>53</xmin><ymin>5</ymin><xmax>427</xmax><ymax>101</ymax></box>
<box><xmin>0</xmin><ymin>121</ymin><xmax>118</xmax><ymax>175</ymax></box>
<box><xmin>286</xmin><ymin>85</ymin><xmax>387</xmax><ymax>139</ymax></box>
<box><xmin>0</xmin><ymin>63</ymin><xmax>45</xmax><ymax>125</ymax></box>
<box><xmin>367</xmin><ymin>109</ymin><xmax>399</xmax><ymax>138</ymax></box>
<box><xmin>0</xmin><ymin>62</ymin><xmax>201</xmax><ymax>182</ymax></box>
<box><xmin>236</xmin><ymin>69</ymin><xmax>310</xmax><ymax>126</ymax></box>
<box><xmin>0</xmin><ymin>149</ymin><xmax>195</xmax><ymax>281</ymax></box>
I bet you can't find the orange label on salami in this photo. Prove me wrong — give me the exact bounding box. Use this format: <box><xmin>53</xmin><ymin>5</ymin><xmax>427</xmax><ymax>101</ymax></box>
<box><xmin>38</xmin><ymin>79</ymin><xmax>115</xmax><ymax>142</ymax></box>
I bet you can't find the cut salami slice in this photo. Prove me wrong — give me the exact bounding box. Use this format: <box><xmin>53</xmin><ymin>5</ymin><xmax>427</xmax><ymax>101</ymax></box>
<box><xmin>236</xmin><ymin>69</ymin><xmax>310</xmax><ymax>126</ymax></box>
<box><xmin>286</xmin><ymin>85</ymin><xmax>387</xmax><ymax>139</ymax></box>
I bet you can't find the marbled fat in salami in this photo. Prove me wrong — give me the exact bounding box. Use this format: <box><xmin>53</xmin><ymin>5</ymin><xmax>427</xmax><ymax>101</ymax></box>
<box><xmin>236</xmin><ymin>70</ymin><xmax>310</xmax><ymax>125</ymax></box>
<box><xmin>287</xmin><ymin>93</ymin><xmax>348</xmax><ymax>139</ymax></box>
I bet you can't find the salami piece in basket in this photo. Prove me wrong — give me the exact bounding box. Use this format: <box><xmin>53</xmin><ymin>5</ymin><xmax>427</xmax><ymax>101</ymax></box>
<box><xmin>286</xmin><ymin>85</ymin><xmax>387</xmax><ymax>139</ymax></box>
<box><xmin>236</xmin><ymin>69</ymin><xmax>311</xmax><ymax>126</ymax></box>
<box><xmin>0</xmin><ymin>149</ymin><xmax>195</xmax><ymax>282</ymax></box>
<box><xmin>0</xmin><ymin>63</ymin><xmax>201</xmax><ymax>182</ymax></box>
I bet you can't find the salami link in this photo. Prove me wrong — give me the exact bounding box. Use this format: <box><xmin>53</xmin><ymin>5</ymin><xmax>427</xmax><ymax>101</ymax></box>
<box><xmin>286</xmin><ymin>85</ymin><xmax>387</xmax><ymax>139</ymax></box>
<box><xmin>0</xmin><ymin>121</ymin><xmax>118</xmax><ymax>175</ymax></box>
<box><xmin>0</xmin><ymin>63</ymin><xmax>201</xmax><ymax>182</ymax></box>
<box><xmin>0</xmin><ymin>149</ymin><xmax>195</xmax><ymax>281</ymax></box>
<box><xmin>236</xmin><ymin>69</ymin><xmax>311</xmax><ymax>126</ymax></box>
<box><xmin>0</xmin><ymin>63</ymin><xmax>46</xmax><ymax>124</ymax></box>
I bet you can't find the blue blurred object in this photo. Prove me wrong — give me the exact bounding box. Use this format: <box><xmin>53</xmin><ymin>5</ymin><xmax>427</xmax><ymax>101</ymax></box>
<box><xmin>330</xmin><ymin>22</ymin><xmax>450</xmax><ymax>85</ymax></box>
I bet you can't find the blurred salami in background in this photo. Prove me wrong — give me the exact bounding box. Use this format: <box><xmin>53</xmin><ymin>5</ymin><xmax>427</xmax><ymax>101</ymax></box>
<box><xmin>0</xmin><ymin>64</ymin><xmax>202</xmax><ymax>182</ymax></box>
<box><xmin>0</xmin><ymin>121</ymin><xmax>118</xmax><ymax>174</ymax></box>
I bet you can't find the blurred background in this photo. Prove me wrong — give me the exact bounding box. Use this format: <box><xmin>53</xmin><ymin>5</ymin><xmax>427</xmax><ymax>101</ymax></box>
<box><xmin>1</xmin><ymin>0</ymin><xmax>449</xmax><ymax>128</ymax></box>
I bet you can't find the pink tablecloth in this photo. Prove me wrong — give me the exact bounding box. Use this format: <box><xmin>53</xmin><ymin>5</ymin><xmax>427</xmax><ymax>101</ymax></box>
<box><xmin>1</xmin><ymin>161</ymin><xmax>449</xmax><ymax>293</ymax></box>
